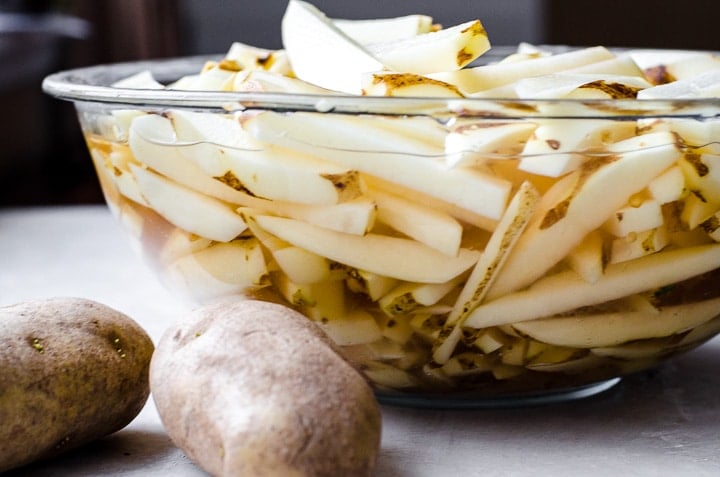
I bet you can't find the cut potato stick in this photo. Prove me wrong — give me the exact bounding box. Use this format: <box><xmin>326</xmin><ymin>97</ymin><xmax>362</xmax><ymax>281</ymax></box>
<box><xmin>609</xmin><ymin>226</ymin><xmax>669</xmax><ymax>264</ymax></box>
<box><xmin>448</xmin><ymin>182</ymin><xmax>540</xmax><ymax>326</ymax></box>
<box><xmin>129</xmin><ymin>114</ymin><xmax>257</xmax><ymax>205</ymax></box>
<box><xmin>269</xmin><ymin>197</ymin><xmax>377</xmax><ymax>235</ymax></box>
<box><xmin>333</xmin><ymin>14</ymin><xmax>433</xmax><ymax>45</ymax></box>
<box><xmin>364</xmin><ymin>175</ymin><xmax>499</xmax><ymax>231</ymax></box>
<box><xmin>275</xmin><ymin>271</ymin><xmax>346</xmax><ymax>311</ymax></box>
<box><xmin>254</xmin><ymin>214</ymin><xmax>481</xmax><ymax>283</ymax></box>
<box><xmin>378</xmin><ymin>276</ymin><xmax>464</xmax><ymax>317</ymax></box>
<box><xmin>565</xmin><ymin>54</ymin><xmax>646</xmax><ymax>77</ymax></box>
<box><xmin>432</xmin><ymin>182</ymin><xmax>539</xmax><ymax>364</ymax></box>
<box><xmin>429</xmin><ymin>46</ymin><xmax>615</xmax><ymax>93</ymax></box>
<box><xmin>172</xmin><ymin>108</ymin><xmax>350</xmax><ymax>207</ymax></box>
<box><xmin>565</xmin><ymin>230</ymin><xmax>605</xmax><ymax>283</ymax></box>
<box><xmin>465</xmin><ymin>243</ymin><xmax>720</xmax><ymax>328</ymax></box>
<box><xmin>604</xmin><ymin>199</ymin><xmax>664</xmax><ymax>237</ymax></box>
<box><xmin>168</xmin><ymin>63</ymin><xmax>236</xmax><ymax>91</ymax></box>
<box><xmin>362</xmin><ymin>72</ymin><xmax>464</xmax><ymax>97</ymax></box>
<box><xmin>363</xmin><ymin>361</ymin><xmax>421</xmax><ymax>389</ymax></box>
<box><xmin>679</xmin><ymin>152</ymin><xmax>720</xmax><ymax>206</ymax></box>
<box><xmin>138</xmin><ymin>111</ymin><xmax>365</xmax><ymax>207</ymax></box>
<box><xmin>368</xmin><ymin>188</ymin><xmax>462</xmax><ymax>256</ymax></box>
<box><xmin>111</xmin><ymin>70</ymin><xmax>164</xmax><ymax>90</ymax></box>
<box><xmin>89</xmin><ymin>148</ymin><xmax>147</xmax><ymax>207</ymax></box>
<box><xmin>637</xmin><ymin>70</ymin><xmax>720</xmax><ymax>99</ymax></box>
<box><xmin>513</xmin><ymin>74</ymin><xmax>651</xmax><ymax>100</ymax></box>
<box><xmin>513</xmin><ymin>296</ymin><xmax>720</xmax><ymax>348</ymax></box>
<box><xmin>131</xmin><ymin>165</ymin><xmax>247</xmax><ymax>242</ymax></box>
<box><xmin>133</xmin><ymin>113</ymin><xmax>369</xmax><ymax>224</ymax></box>
<box><xmin>209</xmin><ymin>146</ymin><xmax>364</xmax><ymax>206</ymax></box>
<box><xmin>246</xmin><ymin>111</ymin><xmax>512</xmax><ymax>221</ymax></box>
<box><xmin>518</xmin><ymin>119</ymin><xmax>637</xmax><ymax>177</ymax></box>
<box><xmin>163</xmin><ymin>239</ymin><xmax>268</xmax><ymax>303</ymax></box>
<box><xmin>444</xmin><ymin>121</ymin><xmax>537</xmax><ymax>168</ymax></box>
<box><xmin>647</xmin><ymin>165</ymin><xmax>688</xmax><ymax>204</ymax></box>
<box><xmin>591</xmin><ymin>340</ymin><xmax>675</xmax><ymax>360</ymax></box>
<box><xmin>246</xmin><ymin>109</ymin><xmax>444</xmax><ymax>157</ymax></box>
<box><xmin>645</xmin><ymin>52</ymin><xmax>720</xmax><ymax>81</ymax></box>
<box><xmin>159</xmin><ymin>228</ymin><xmax>213</xmax><ymax>265</ymax></box>
<box><xmin>271</xmin><ymin>246</ymin><xmax>334</xmax><ymax>285</ymax></box>
<box><xmin>239</xmin><ymin>196</ymin><xmax>376</xmax><ymax>235</ymax></box>
<box><xmin>366</xmin><ymin>19</ymin><xmax>490</xmax><ymax>74</ymax></box>
<box><xmin>317</xmin><ymin>309</ymin><xmax>383</xmax><ymax>346</ymax></box>
<box><xmin>281</xmin><ymin>0</ymin><xmax>384</xmax><ymax>93</ymax></box>
<box><xmin>678</xmin><ymin>315</ymin><xmax>720</xmax><ymax>346</ymax></box>
<box><xmin>168</xmin><ymin>109</ymin><xmax>256</xmax><ymax>155</ymax></box>
<box><xmin>223</xmin><ymin>42</ymin><xmax>291</xmax><ymax>74</ymax></box>
<box><xmin>241</xmin><ymin>209</ymin><xmax>289</xmax><ymax>252</ymax></box>
<box><xmin>486</xmin><ymin>131</ymin><xmax>684</xmax><ymax>300</ymax></box>
<box><xmin>367</xmin><ymin>115</ymin><xmax>448</xmax><ymax>148</ymax></box>
<box><xmin>346</xmin><ymin>269</ymin><xmax>400</xmax><ymax>302</ymax></box>
<box><xmin>232</xmin><ymin>70</ymin><xmax>337</xmax><ymax>94</ymax></box>
<box><xmin>525</xmin><ymin>355</ymin><xmax>605</xmax><ymax>373</ymax></box>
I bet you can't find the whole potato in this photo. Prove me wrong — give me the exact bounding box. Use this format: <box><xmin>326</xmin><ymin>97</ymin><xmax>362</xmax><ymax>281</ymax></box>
<box><xmin>0</xmin><ymin>297</ymin><xmax>154</xmax><ymax>473</ymax></box>
<box><xmin>150</xmin><ymin>299</ymin><xmax>382</xmax><ymax>477</ymax></box>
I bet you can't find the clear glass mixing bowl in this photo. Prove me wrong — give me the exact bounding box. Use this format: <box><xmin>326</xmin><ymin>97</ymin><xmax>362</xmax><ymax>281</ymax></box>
<box><xmin>43</xmin><ymin>49</ymin><xmax>720</xmax><ymax>407</ymax></box>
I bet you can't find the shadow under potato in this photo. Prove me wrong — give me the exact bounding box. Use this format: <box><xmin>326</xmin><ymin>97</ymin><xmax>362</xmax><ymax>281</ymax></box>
<box><xmin>2</xmin><ymin>429</ymin><xmax>194</xmax><ymax>477</ymax></box>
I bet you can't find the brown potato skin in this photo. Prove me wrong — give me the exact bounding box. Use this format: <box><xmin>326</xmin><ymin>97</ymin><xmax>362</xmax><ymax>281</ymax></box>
<box><xmin>150</xmin><ymin>298</ymin><xmax>382</xmax><ymax>477</ymax></box>
<box><xmin>0</xmin><ymin>297</ymin><xmax>154</xmax><ymax>473</ymax></box>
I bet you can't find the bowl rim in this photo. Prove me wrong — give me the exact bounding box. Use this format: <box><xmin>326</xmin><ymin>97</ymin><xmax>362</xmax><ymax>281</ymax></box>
<box><xmin>41</xmin><ymin>49</ymin><xmax>720</xmax><ymax>119</ymax></box>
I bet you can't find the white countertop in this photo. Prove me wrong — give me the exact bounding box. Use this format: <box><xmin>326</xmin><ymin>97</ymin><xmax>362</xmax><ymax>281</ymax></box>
<box><xmin>2</xmin><ymin>205</ymin><xmax>720</xmax><ymax>476</ymax></box>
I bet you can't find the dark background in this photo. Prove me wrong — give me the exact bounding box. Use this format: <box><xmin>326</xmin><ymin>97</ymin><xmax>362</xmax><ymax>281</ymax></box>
<box><xmin>1</xmin><ymin>0</ymin><xmax>718</xmax><ymax>207</ymax></box>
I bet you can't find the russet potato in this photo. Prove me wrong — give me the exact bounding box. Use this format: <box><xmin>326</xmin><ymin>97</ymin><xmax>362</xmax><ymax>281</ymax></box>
<box><xmin>150</xmin><ymin>298</ymin><xmax>381</xmax><ymax>477</ymax></box>
<box><xmin>0</xmin><ymin>297</ymin><xmax>154</xmax><ymax>473</ymax></box>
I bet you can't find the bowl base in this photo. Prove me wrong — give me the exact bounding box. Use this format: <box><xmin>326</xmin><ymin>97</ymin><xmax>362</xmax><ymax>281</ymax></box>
<box><xmin>376</xmin><ymin>377</ymin><xmax>621</xmax><ymax>409</ymax></box>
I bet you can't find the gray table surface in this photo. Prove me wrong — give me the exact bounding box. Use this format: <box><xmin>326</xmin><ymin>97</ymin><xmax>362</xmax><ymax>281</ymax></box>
<box><xmin>2</xmin><ymin>205</ymin><xmax>720</xmax><ymax>477</ymax></box>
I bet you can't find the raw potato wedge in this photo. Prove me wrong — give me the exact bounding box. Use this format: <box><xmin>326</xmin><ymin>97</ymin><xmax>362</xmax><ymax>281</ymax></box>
<box><xmin>246</xmin><ymin>111</ymin><xmax>512</xmax><ymax>221</ymax></box>
<box><xmin>317</xmin><ymin>309</ymin><xmax>384</xmax><ymax>346</ymax></box>
<box><xmin>465</xmin><ymin>243</ymin><xmax>720</xmax><ymax>328</ymax></box>
<box><xmin>429</xmin><ymin>46</ymin><xmax>615</xmax><ymax>93</ymax></box>
<box><xmin>254</xmin><ymin>214</ymin><xmax>481</xmax><ymax>283</ymax></box>
<box><xmin>513</xmin><ymin>297</ymin><xmax>720</xmax><ymax>348</ymax></box>
<box><xmin>486</xmin><ymin>132</ymin><xmax>683</xmax><ymax>300</ymax></box>
<box><xmin>128</xmin><ymin>113</ymin><xmax>254</xmax><ymax>205</ymax></box>
<box><xmin>566</xmin><ymin>54</ymin><xmax>646</xmax><ymax>76</ymax></box>
<box><xmin>362</xmin><ymin>72</ymin><xmax>464</xmax><ymax>97</ymax></box>
<box><xmin>0</xmin><ymin>298</ymin><xmax>153</xmax><ymax>473</ymax></box>
<box><xmin>444</xmin><ymin>121</ymin><xmax>537</xmax><ymax>168</ymax></box>
<box><xmin>150</xmin><ymin>299</ymin><xmax>381</xmax><ymax>477</ymax></box>
<box><xmin>518</xmin><ymin>119</ymin><xmax>637</xmax><ymax>177</ymax></box>
<box><xmin>368</xmin><ymin>187</ymin><xmax>463</xmax><ymax>256</ymax></box>
<box><xmin>232</xmin><ymin>69</ymin><xmax>337</xmax><ymax>94</ymax></box>
<box><xmin>512</xmin><ymin>73</ymin><xmax>651</xmax><ymax>99</ymax></box>
<box><xmin>141</xmin><ymin>111</ymin><xmax>364</xmax><ymax>207</ymax></box>
<box><xmin>365</xmin><ymin>19</ymin><xmax>490</xmax><ymax>74</ymax></box>
<box><xmin>111</xmin><ymin>70</ymin><xmax>164</xmax><ymax>90</ymax></box>
<box><xmin>281</xmin><ymin>0</ymin><xmax>384</xmax><ymax>94</ymax></box>
<box><xmin>131</xmin><ymin>165</ymin><xmax>247</xmax><ymax>242</ymax></box>
<box><xmin>565</xmin><ymin>230</ymin><xmax>605</xmax><ymax>283</ymax></box>
<box><xmin>271</xmin><ymin>246</ymin><xmax>334</xmax><ymax>285</ymax></box>
<box><xmin>223</xmin><ymin>42</ymin><xmax>291</xmax><ymax>74</ymax></box>
<box><xmin>432</xmin><ymin>181</ymin><xmax>539</xmax><ymax>364</ymax></box>
<box><xmin>162</xmin><ymin>239</ymin><xmax>269</xmax><ymax>303</ymax></box>
<box><xmin>334</xmin><ymin>14</ymin><xmax>434</xmax><ymax>44</ymax></box>
<box><xmin>378</xmin><ymin>276</ymin><xmax>464</xmax><ymax>317</ymax></box>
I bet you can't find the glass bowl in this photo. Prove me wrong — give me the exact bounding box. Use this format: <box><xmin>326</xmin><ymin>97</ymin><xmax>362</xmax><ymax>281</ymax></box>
<box><xmin>43</xmin><ymin>49</ymin><xmax>720</xmax><ymax>408</ymax></box>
